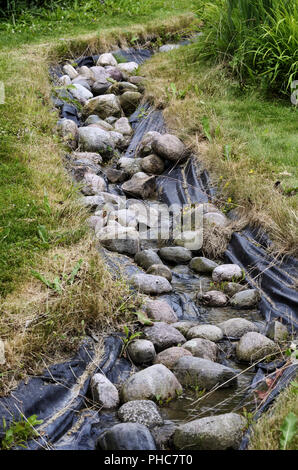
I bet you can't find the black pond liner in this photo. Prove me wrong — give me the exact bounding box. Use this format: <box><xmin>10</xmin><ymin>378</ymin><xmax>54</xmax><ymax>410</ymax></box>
<box><xmin>0</xmin><ymin>46</ymin><xmax>297</xmax><ymax>450</ymax></box>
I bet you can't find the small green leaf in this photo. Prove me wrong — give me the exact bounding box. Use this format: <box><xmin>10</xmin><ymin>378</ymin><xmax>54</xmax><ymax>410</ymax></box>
<box><xmin>279</xmin><ymin>412</ymin><xmax>297</xmax><ymax>450</ymax></box>
<box><xmin>134</xmin><ymin>311</ymin><xmax>153</xmax><ymax>326</ymax></box>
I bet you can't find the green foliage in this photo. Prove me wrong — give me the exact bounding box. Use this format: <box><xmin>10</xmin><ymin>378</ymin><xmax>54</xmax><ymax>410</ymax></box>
<box><xmin>1</xmin><ymin>414</ymin><xmax>43</xmax><ymax>450</ymax></box>
<box><xmin>31</xmin><ymin>258</ymin><xmax>83</xmax><ymax>294</ymax></box>
<box><xmin>279</xmin><ymin>412</ymin><xmax>297</xmax><ymax>450</ymax></box>
<box><xmin>194</xmin><ymin>0</ymin><xmax>298</xmax><ymax>96</ymax></box>
<box><xmin>121</xmin><ymin>325</ymin><xmax>142</xmax><ymax>355</ymax></box>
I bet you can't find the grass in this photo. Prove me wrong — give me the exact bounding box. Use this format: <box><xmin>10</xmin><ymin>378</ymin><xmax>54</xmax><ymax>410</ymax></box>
<box><xmin>141</xmin><ymin>46</ymin><xmax>298</xmax><ymax>255</ymax></box>
<box><xmin>249</xmin><ymin>379</ymin><xmax>298</xmax><ymax>450</ymax></box>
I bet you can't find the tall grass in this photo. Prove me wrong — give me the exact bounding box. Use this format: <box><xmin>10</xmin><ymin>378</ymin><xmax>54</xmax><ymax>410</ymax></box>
<box><xmin>194</xmin><ymin>0</ymin><xmax>298</xmax><ymax>96</ymax></box>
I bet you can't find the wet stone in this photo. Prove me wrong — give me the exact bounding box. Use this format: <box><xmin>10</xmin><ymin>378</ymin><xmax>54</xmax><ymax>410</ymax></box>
<box><xmin>130</xmin><ymin>274</ymin><xmax>172</xmax><ymax>295</ymax></box>
<box><xmin>159</xmin><ymin>247</ymin><xmax>192</xmax><ymax>264</ymax></box>
<box><xmin>97</xmin><ymin>423</ymin><xmax>156</xmax><ymax>450</ymax></box>
<box><xmin>187</xmin><ymin>324</ymin><xmax>224</xmax><ymax>342</ymax></box>
<box><xmin>236</xmin><ymin>332</ymin><xmax>279</xmax><ymax>363</ymax></box>
<box><xmin>190</xmin><ymin>257</ymin><xmax>218</xmax><ymax>274</ymax></box>
<box><xmin>145</xmin><ymin>299</ymin><xmax>177</xmax><ymax>323</ymax></box>
<box><xmin>147</xmin><ymin>264</ymin><xmax>172</xmax><ymax>282</ymax></box>
<box><xmin>218</xmin><ymin>318</ymin><xmax>259</xmax><ymax>339</ymax></box>
<box><xmin>118</xmin><ymin>400</ymin><xmax>163</xmax><ymax>428</ymax></box>
<box><xmin>182</xmin><ymin>338</ymin><xmax>218</xmax><ymax>362</ymax></box>
<box><xmin>154</xmin><ymin>346</ymin><xmax>192</xmax><ymax>369</ymax></box>
<box><xmin>229</xmin><ymin>289</ymin><xmax>260</xmax><ymax>308</ymax></box>
<box><xmin>144</xmin><ymin>322</ymin><xmax>186</xmax><ymax>352</ymax></box>
<box><xmin>134</xmin><ymin>249</ymin><xmax>163</xmax><ymax>270</ymax></box>
<box><xmin>127</xmin><ymin>339</ymin><xmax>156</xmax><ymax>365</ymax></box>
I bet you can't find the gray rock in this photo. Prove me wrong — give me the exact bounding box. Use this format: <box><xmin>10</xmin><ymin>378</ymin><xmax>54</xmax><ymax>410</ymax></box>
<box><xmin>159</xmin><ymin>247</ymin><xmax>192</xmax><ymax>264</ymax></box>
<box><xmin>144</xmin><ymin>322</ymin><xmax>185</xmax><ymax>352</ymax></box>
<box><xmin>122</xmin><ymin>172</ymin><xmax>156</xmax><ymax>199</ymax></box>
<box><xmin>78</xmin><ymin>126</ymin><xmax>114</xmax><ymax>157</ymax></box>
<box><xmin>151</xmin><ymin>420</ymin><xmax>177</xmax><ymax>450</ymax></box>
<box><xmin>218</xmin><ymin>318</ymin><xmax>259</xmax><ymax>339</ymax></box>
<box><xmin>212</xmin><ymin>264</ymin><xmax>244</xmax><ymax>283</ymax></box>
<box><xmin>172</xmin><ymin>321</ymin><xmax>198</xmax><ymax>337</ymax></box>
<box><xmin>98</xmin><ymin>228</ymin><xmax>140</xmax><ymax>255</ymax></box>
<box><xmin>147</xmin><ymin>264</ymin><xmax>172</xmax><ymax>282</ymax></box>
<box><xmin>201</xmin><ymin>290</ymin><xmax>228</xmax><ymax>307</ymax></box>
<box><xmin>84</xmin><ymin>115</ymin><xmax>113</xmax><ymax>130</ymax></box>
<box><xmin>145</xmin><ymin>299</ymin><xmax>177</xmax><ymax>323</ymax></box>
<box><xmin>121</xmin><ymin>364</ymin><xmax>182</xmax><ymax>402</ymax></box>
<box><xmin>173</xmin><ymin>413</ymin><xmax>246</xmax><ymax>450</ymax></box>
<box><xmin>267</xmin><ymin>321</ymin><xmax>289</xmax><ymax>342</ymax></box>
<box><xmin>105</xmin><ymin>168</ymin><xmax>127</xmax><ymax>183</ymax></box>
<box><xmin>117</xmin><ymin>61</ymin><xmax>139</xmax><ymax>74</ymax></box>
<box><xmin>90</xmin><ymin>373</ymin><xmax>119</xmax><ymax>409</ymax></box>
<box><xmin>159</xmin><ymin>44</ymin><xmax>181</xmax><ymax>52</ymax></box>
<box><xmin>71</xmin><ymin>77</ymin><xmax>92</xmax><ymax>91</ymax></box>
<box><xmin>71</xmin><ymin>151</ymin><xmax>102</xmax><ymax>165</ymax></box>
<box><xmin>97</xmin><ymin>423</ymin><xmax>156</xmax><ymax>450</ymax></box>
<box><xmin>154</xmin><ymin>346</ymin><xmax>192</xmax><ymax>369</ymax></box>
<box><xmin>236</xmin><ymin>332</ymin><xmax>279</xmax><ymax>363</ymax></box>
<box><xmin>108</xmin><ymin>208</ymin><xmax>137</xmax><ymax>227</ymax></box>
<box><xmin>69</xmin><ymin>83</ymin><xmax>93</xmax><ymax>104</ymax></box>
<box><xmin>134</xmin><ymin>249</ymin><xmax>163</xmax><ymax>270</ymax></box>
<box><xmin>127</xmin><ymin>339</ymin><xmax>156</xmax><ymax>365</ymax></box>
<box><xmin>58</xmin><ymin>74</ymin><xmax>71</xmax><ymax>86</ymax></box>
<box><xmin>152</xmin><ymin>133</ymin><xmax>187</xmax><ymax>162</ymax></box>
<box><xmin>141</xmin><ymin>154</ymin><xmax>165</xmax><ymax>175</ymax></box>
<box><xmin>118</xmin><ymin>157</ymin><xmax>143</xmax><ymax>176</ymax></box>
<box><xmin>120</xmin><ymin>91</ymin><xmax>142</xmax><ymax>114</ymax></box>
<box><xmin>187</xmin><ymin>324</ymin><xmax>224</xmax><ymax>342</ymax></box>
<box><xmin>203</xmin><ymin>212</ymin><xmax>228</xmax><ymax>228</ymax></box>
<box><xmin>90</xmin><ymin>65</ymin><xmax>109</xmax><ymax>82</ymax></box>
<box><xmin>83</xmin><ymin>94</ymin><xmax>121</xmax><ymax>119</ymax></box>
<box><xmin>105</xmin><ymin>66</ymin><xmax>124</xmax><ymax>82</ymax></box>
<box><xmin>109</xmin><ymin>130</ymin><xmax>127</xmax><ymax>148</ymax></box>
<box><xmin>57</xmin><ymin>118</ymin><xmax>78</xmax><ymax>145</ymax></box>
<box><xmin>81</xmin><ymin>172</ymin><xmax>107</xmax><ymax>195</ymax></box>
<box><xmin>118</xmin><ymin>400</ymin><xmax>163</xmax><ymax>428</ymax></box>
<box><xmin>138</xmin><ymin>131</ymin><xmax>161</xmax><ymax>157</ymax></box>
<box><xmin>92</xmin><ymin>80</ymin><xmax>111</xmax><ymax>96</ymax></box>
<box><xmin>174</xmin><ymin>230</ymin><xmax>203</xmax><ymax>251</ymax></box>
<box><xmin>173</xmin><ymin>357</ymin><xmax>238</xmax><ymax>390</ymax></box>
<box><xmin>62</xmin><ymin>64</ymin><xmax>78</xmax><ymax>79</ymax></box>
<box><xmin>77</xmin><ymin>65</ymin><xmax>94</xmax><ymax>80</ymax></box>
<box><xmin>0</xmin><ymin>339</ymin><xmax>5</xmax><ymax>365</ymax></box>
<box><xmin>97</xmin><ymin>53</ymin><xmax>118</xmax><ymax>67</ymax></box>
<box><xmin>131</xmin><ymin>273</ymin><xmax>172</xmax><ymax>295</ymax></box>
<box><xmin>182</xmin><ymin>338</ymin><xmax>217</xmax><ymax>362</ymax></box>
<box><xmin>109</xmin><ymin>81</ymin><xmax>138</xmax><ymax>95</ymax></box>
<box><xmin>223</xmin><ymin>282</ymin><xmax>246</xmax><ymax>297</ymax></box>
<box><xmin>229</xmin><ymin>289</ymin><xmax>260</xmax><ymax>308</ymax></box>
<box><xmin>189</xmin><ymin>257</ymin><xmax>218</xmax><ymax>274</ymax></box>
<box><xmin>114</xmin><ymin>117</ymin><xmax>133</xmax><ymax>136</ymax></box>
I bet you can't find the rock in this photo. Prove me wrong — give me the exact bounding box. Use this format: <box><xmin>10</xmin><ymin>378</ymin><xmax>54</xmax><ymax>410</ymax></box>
<box><xmin>229</xmin><ymin>289</ymin><xmax>260</xmax><ymax>308</ymax></box>
<box><xmin>97</xmin><ymin>423</ymin><xmax>156</xmax><ymax>450</ymax></box>
<box><xmin>172</xmin><ymin>321</ymin><xmax>198</xmax><ymax>337</ymax></box>
<box><xmin>187</xmin><ymin>324</ymin><xmax>224</xmax><ymax>342</ymax></box>
<box><xmin>122</xmin><ymin>172</ymin><xmax>156</xmax><ymax>199</ymax></box>
<box><xmin>114</xmin><ymin>117</ymin><xmax>133</xmax><ymax>136</ymax></box>
<box><xmin>127</xmin><ymin>339</ymin><xmax>156</xmax><ymax>365</ymax></box>
<box><xmin>218</xmin><ymin>318</ymin><xmax>259</xmax><ymax>339</ymax></box>
<box><xmin>203</xmin><ymin>212</ymin><xmax>228</xmax><ymax>228</ymax></box>
<box><xmin>267</xmin><ymin>321</ymin><xmax>288</xmax><ymax>342</ymax></box>
<box><xmin>69</xmin><ymin>83</ymin><xmax>93</xmax><ymax>104</ymax></box>
<box><xmin>62</xmin><ymin>64</ymin><xmax>78</xmax><ymax>79</ymax></box>
<box><xmin>144</xmin><ymin>322</ymin><xmax>185</xmax><ymax>352</ymax></box>
<box><xmin>201</xmin><ymin>290</ymin><xmax>228</xmax><ymax>307</ymax></box>
<box><xmin>84</xmin><ymin>115</ymin><xmax>113</xmax><ymax>130</ymax></box>
<box><xmin>109</xmin><ymin>131</ymin><xmax>127</xmax><ymax>148</ymax></box>
<box><xmin>174</xmin><ymin>230</ymin><xmax>203</xmax><ymax>251</ymax></box>
<box><xmin>78</xmin><ymin>126</ymin><xmax>114</xmax><ymax>158</ymax></box>
<box><xmin>109</xmin><ymin>208</ymin><xmax>137</xmax><ymax>227</ymax></box>
<box><xmin>97</xmin><ymin>53</ymin><xmax>118</xmax><ymax>67</ymax></box>
<box><xmin>151</xmin><ymin>420</ymin><xmax>177</xmax><ymax>450</ymax></box>
<box><xmin>92</xmin><ymin>80</ymin><xmax>111</xmax><ymax>96</ymax></box>
<box><xmin>173</xmin><ymin>357</ymin><xmax>238</xmax><ymax>390</ymax></box>
<box><xmin>173</xmin><ymin>413</ymin><xmax>246</xmax><ymax>450</ymax></box>
<box><xmin>83</xmin><ymin>94</ymin><xmax>121</xmax><ymax>119</ymax></box>
<box><xmin>121</xmin><ymin>364</ymin><xmax>182</xmax><ymax>402</ymax></box>
<box><xmin>97</xmin><ymin>228</ymin><xmax>140</xmax><ymax>255</ymax></box>
<box><xmin>135</xmin><ymin>249</ymin><xmax>163</xmax><ymax>270</ymax></box>
<box><xmin>109</xmin><ymin>81</ymin><xmax>138</xmax><ymax>95</ymax></box>
<box><xmin>223</xmin><ymin>282</ymin><xmax>245</xmax><ymax>297</ymax></box>
<box><xmin>105</xmin><ymin>66</ymin><xmax>123</xmax><ymax>82</ymax></box>
<box><xmin>154</xmin><ymin>347</ymin><xmax>192</xmax><ymax>369</ymax></box>
<box><xmin>130</xmin><ymin>274</ymin><xmax>172</xmax><ymax>295</ymax></box>
<box><xmin>77</xmin><ymin>65</ymin><xmax>94</xmax><ymax>80</ymax></box>
<box><xmin>159</xmin><ymin>44</ymin><xmax>181</xmax><ymax>52</ymax></box>
<box><xmin>182</xmin><ymin>338</ymin><xmax>217</xmax><ymax>362</ymax></box>
<box><xmin>189</xmin><ymin>257</ymin><xmax>218</xmax><ymax>274</ymax></box>
<box><xmin>0</xmin><ymin>339</ymin><xmax>5</xmax><ymax>365</ymax></box>
<box><xmin>117</xmin><ymin>61</ymin><xmax>139</xmax><ymax>74</ymax></box>
<box><xmin>212</xmin><ymin>264</ymin><xmax>244</xmax><ymax>283</ymax></box>
<box><xmin>147</xmin><ymin>264</ymin><xmax>172</xmax><ymax>282</ymax></box>
<box><xmin>120</xmin><ymin>91</ymin><xmax>142</xmax><ymax>114</ymax></box>
<box><xmin>105</xmin><ymin>168</ymin><xmax>127</xmax><ymax>183</ymax></box>
<box><xmin>118</xmin><ymin>157</ymin><xmax>143</xmax><ymax>176</ymax></box>
<box><xmin>58</xmin><ymin>74</ymin><xmax>71</xmax><ymax>86</ymax></box>
<box><xmin>118</xmin><ymin>400</ymin><xmax>163</xmax><ymax>428</ymax></box>
<box><xmin>90</xmin><ymin>373</ymin><xmax>119</xmax><ymax>409</ymax></box>
<box><xmin>72</xmin><ymin>77</ymin><xmax>92</xmax><ymax>91</ymax></box>
<box><xmin>159</xmin><ymin>247</ymin><xmax>192</xmax><ymax>264</ymax></box>
<box><xmin>138</xmin><ymin>131</ymin><xmax>161</xmax><ymax>157</ymax></box>
<box><xmin>236</xmin><ymin>332</ymin><xmax>279</xmax><ymax>363</ymax></box>
<box><xmin>82</xmin><ymin>172</ymin><xmax>107</xmax><ymax>195</ymax></box>
<box><xmin>90</xmin><ymin>65</ymin><xmax>108</xmax><ymax>82</ymax></box>
<box><xmin>145</xmin><ymin>300</ymin><xmax>177</xmax><ymax>323</ymax></box>
<box><xmin>70</xmin><ymin>151</ymin><xmax>102</xmax><ymax>169</ymax></box>
<box><xmin>57</xmin><ymin>118</ymin><xmax>78</xmax><ymax>145</ymax></box>
<box><xmin>141</xmin><ymin>154</ymin><xmax>165</xmax><ymax>175</ymax></box>
<box><xmin>152</xmin><ymin>133</ymin><xmax>187</xmax><ymax>162</ymax></box>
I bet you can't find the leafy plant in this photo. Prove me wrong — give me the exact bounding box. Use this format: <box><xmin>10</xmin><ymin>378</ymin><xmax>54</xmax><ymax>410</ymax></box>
<box><xmin>201</xmin><ymin>115</ymin><xmax>212</xmax><ymax>142</ymax></box>
<box><xmin>121</xmin><ymin>325</ymin><xmax>142</xmax><ymax>355</ymax></box>
<box><xmin>279</xmin><ymin>412</ymin><xmax>297</xmax><ymax>450</ymax></box>
<box><xmin>166</xmin><ymin>82</ymin><xmax>187</xmax><ymax>101</ymax></box>
<box><xmin>31</xmin><ymin>258</ymin><xmax>83</xmax><ymax>294</ymax></box>
<box><xmin>1</xmin><ymin>414</ymin><xmax>43</xmax><ymax>450</ymax></box>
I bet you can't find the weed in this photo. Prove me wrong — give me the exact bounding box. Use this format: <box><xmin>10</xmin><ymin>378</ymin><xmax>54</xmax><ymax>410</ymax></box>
<box><xmin>279</xmin><ymin>412</ymin><xmax>297</xmax><ymax>450</ymax></box>
<box><xmin>1</xmin><ymin>414</ymin><xmax>43</xmax><ymax>450</ymax></box>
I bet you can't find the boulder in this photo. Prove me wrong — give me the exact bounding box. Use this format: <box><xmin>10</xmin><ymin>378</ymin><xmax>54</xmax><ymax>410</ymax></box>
<box><xmin>108</xmin><ymin>208</ymin><xmax>137</xmax><ymax>228</ymax></box>
<box><xmin>97</xmin><ymin>53</ymin><xmax>118</xmax><ymax>67</ymax></box>
<box><xmin>134</xmin><ymin>249</ymin><xmax>163</xmax><ymax>270</ymax></box>
<box><xmin>152</xmin><ymin>133</ymin><xmax>187</xmax><ymax>162</ymax></box>
<box><xmin>118</xmin><ymin>157</ymin><xmax>143</xmax><ymax>176</ymax></box>
<box><xmin>187</xmin><ymin>324</ymin><xmax>224</xmax><ymax>342</ymax></box>
<box><xmin>182</xmin><ymin>338</ymin><xmax>217</xmax><ymax>362</ymax></box>
<box><xmin>173</xmin><ymin>413</ymin><xmax>246</xmax><ymax>450</ymax></box>
<box><xmin>97</xmin><ymin>423</ymin><xmax>156</xmax><ymax>450</ymax></box>
<box><xmin>118</xmin><ymin>400</ymin><xmax>163</xmax><ymax>428</ymax></box>
<box><xmin>223</xmin><ymin>282</ymin><xmax>246</xmax><ymax>297</ymax></box>
<box><xmin>141</xmin><ymin>154</ymin><xmax>165</xmax><ymax>175</ymax></box>
<box><xmin>109</xmin><ymin>81</ymin><xmax>138</xmax><ymax>95</ymax></box>
<box><xmin>90</xmin><ymin>373</ymin><xmax>119</xmax><ymax>409</ymax></box>
<box><xmin>117</xmin><ymin>61</ymin><xmax>139</xmax><ymax>74</ymax></box>
<box><xmin>69</xmin><ymin>83</ymin><xmax>93</xmax><ymax>104</ymax></box>
<box><xmin>159</xmin><ymin>247</ymin><xmax>192</xmax><ymax>264</ymax></box>
<box><xmin>267</xmin><ymin>321</ymin><xmax>288</xmax><ymax>342</ymax></box>
<box><xmin>203</xmin><ymin>212</ymin><xmax>228</xmax><ymax>228</ymax></box>
<box><xmin>189</xmin><ymin>257</ymin><xmax>218</xmax><ymax>274</ymax></box>
<box><xmin>105</xmin><ymin>66</ymin><xmax>124</xmax><ymax>82</ymax></box>
<box><xmin>120</xmin><ymin>91</ymin><xmax>142</xmax><ymax>115</ymax></box>
<box><xmin>78</xmin><ymin>126</ymin><xmax>114</xmax><ymax>157</ymax></box>
<box><xmin>138</xmin><ymin>131</ymin><xmax>161</xmax><ymax>157</ymax></box>
<box><xmin>144</xmin><ymin>322</ymin><xmax>185</xmax><ymax>352</ymax></box>
<box><xmin>92</xmin><ymin>80</ymin><xmax>111</xmax><ymax>96</ymax></box>
<box><xmin>127</xmin><ymin>339</ymin><xmax>156</xmax><ymax>365</ymax></box>
<box><xmin>122</xmin><ymin>172</ymin><xmax>156</xmax><ymax>199</ymax></box>
<box><xmin>114</xmin><ymin>117</ymin><xmax>133</xmax><ymax>136</ymax></box>
<box><xmin>218</xmin><ymin>318</ymin><xmax>259</xmax><ymax>339</ymax></box>
<box><xmin>77</xmin><ymin>65</ymin><xmax>94</xmax><ymax>80</ymax></box>
<box><xmin>151</xmin><ymin>421</ymin><xmax>177</xmax><ymax>450</ymax></box>
<box><xmin>173</xmin><ymin>357</ymin><xmax>238</xmax><ymax>390</ymax></box>
<box><xmin>171</xmin><ymin>321</ymin><xmax>199</xmax><ymax>337</ymax></box>
<box><xmin>201</xmin><ymin>290</ymin><xmax>228</xmax><ymax>307</ymax></box>
<box><xmin>72</xmin><ymin>77</ymin><xmax>92</xmax><ymax>91</ymax></box>
<box><xmin>154</xmin><ymin>347</ymin><xmax>192</xmax><ymax>369</ymax></box>
<box><xmin>212</xmin><ymin>264</ymin><xmax>243</xmax><ymax>283</ymax></box>
<box><xmin>90</xmin><ymin>65</ymin><xmax>108</xmax><ymax>82</ymax></box>
<box><xmin>145</xmin><ymin>299</ymin><xmax>177</xmax><ymax>323</ymax></box>
<box><xmin>130</xmin><ymin>274</ymin><xmax>172</xmax><ymax>295</ymax></box>
<box><xmin>174</xmin><ymin>230</ymin><xmax>203</xmax><ymax>251</ymax></box>
<box><xmin>97</xmin><ymin>228</ymin><xmax>140</xmax><ymax>255</ymax></box>
<box><xmin>62</xmin><ymin>64</ymin><xmax>78</xmax><ymax>79</ymax></box>
<box><xmin>121</xmin><ymin>364</ymin><xmax>182</xmax><ymax>402</ymax></box>
<box><xmin>57</xmin><ymin>118</ymin><xmax>78</xmax><ymax>146</ymax></box>
<box><xmin>229</xmin><ymin>289</ymin><xmax>260</xmax><ymax>308</ymax></box>
<box><xmin>83</xmin><ymin>94</ymin><xmax>121</xmax><ymax>119</ymax></box>
<box><xmin>147</xmin><ymin>264</ymin><xmax>172</xmax><ymax>282</ymax></box>
<box><xmin>81</xmin><ymin>172</ymin><xmax>107</xmax><ymax>195</ymax></box>
<box><xmin>236</xmin><ymin>332</ymin><xmax>279</xmax><ymax>363</ymax></box>
<box><xmin>109</xmin><ymin>131</ymin><xmax>127</xmax><ymax>148</ymax></box>
<box><xmin>105</xmin><ymin>168</ymin><xmax>127</xmax><ymax>183</ymax></box>
<box><xmin>84</xmin><ymin>115</ymin><xmax>113</xmax><ymax>130</ymax></box>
